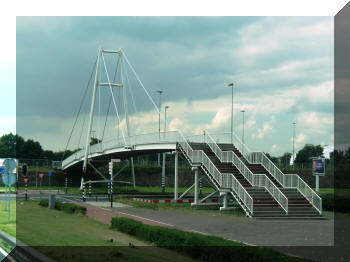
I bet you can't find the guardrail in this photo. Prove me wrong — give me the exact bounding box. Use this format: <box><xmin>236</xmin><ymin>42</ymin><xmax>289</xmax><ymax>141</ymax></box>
<box><xmin>206</xmin><ymin>133</ymin><xmax>288</xmax><ymax>214</ymax></box>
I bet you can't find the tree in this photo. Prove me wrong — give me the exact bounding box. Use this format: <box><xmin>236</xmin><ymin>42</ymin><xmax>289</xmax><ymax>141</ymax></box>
<box><xmin>279</xmin><ymin>152</ymin><xmax>292</xmax><ymax>166</ymax></box>
<box><xmin>294</xmin><ymin>144</ymin><xmax>323</xmax><ymax>164</ymax></box>
<box><xmin>264</xmin><ymin>152</ymin><xmax>279</xmax><ymax>164</ymax></box>
<box><xmin>0</xmin><ymin>133</ymin><xmax>16</xmax><ymax>158</ymax></box>
<box><xmin>90</xmin><ymin>137</ymin><xmax>102</xmax><ymax>146</ymax></box>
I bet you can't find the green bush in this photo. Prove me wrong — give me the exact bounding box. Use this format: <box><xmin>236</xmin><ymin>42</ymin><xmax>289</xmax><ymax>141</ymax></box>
<box><xmin>38</xmin><ymin>200</ymin><xmax>86</xmax><ymax>215</ymax></box>
<box><xmin>111</xmin><ymin>217</ymin><xmax>313</xmax><ymax>262</ymax></box>
<box><xmin>322</xmin><ymin>193</ymin><xmax>350</xmax><ymax>213</ymax></box>
<box><xmin>38</xmin><ymin>199</ymin><xmax>48</xmax><ymax>207</ymax></box>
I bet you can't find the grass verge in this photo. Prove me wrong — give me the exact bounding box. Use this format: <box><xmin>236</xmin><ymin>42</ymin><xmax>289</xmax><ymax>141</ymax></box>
<box><xmin>0</xmin><ymin>200</ymin><xmax>16</xmax><ymax>237</ymax></box>
<box><xmin>15</xmin><ymin>200</ymin><xmax>202</xmax><ymax>262</ymax></box>
<box><xmin>116</xmin><ymin>198</ymin><xmax>245</xmax><ymax>216</ymax></box>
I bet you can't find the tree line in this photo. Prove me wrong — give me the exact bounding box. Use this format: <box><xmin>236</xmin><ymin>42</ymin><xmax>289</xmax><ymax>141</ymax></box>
<box><xmin>0</xmin><ymin>133</ymin><xmax>77</xmax><ymax>161</ymax></box>
<box><xmin>0</xmin><ymin>133</ymin><xmax>349</xmax><ymax>165</ymax></box>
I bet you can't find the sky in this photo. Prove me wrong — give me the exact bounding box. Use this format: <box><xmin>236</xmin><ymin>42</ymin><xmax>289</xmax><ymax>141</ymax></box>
<box><xmin>13</xmin><ymin>16</ymin><xmax>335</xmax><ymax>156</ymax></box>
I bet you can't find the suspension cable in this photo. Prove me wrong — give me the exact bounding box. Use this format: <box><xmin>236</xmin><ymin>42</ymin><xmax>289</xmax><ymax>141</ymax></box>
<box><xmin>122</xmin><ymin>50</ymin><xmax>159</xmax><ymax>114</ymax></box>
<box><xmin>61</xmin><ymin>57</ymin><xmax>97</xmax><ymax>161</ymax></box>
<box><xmin>125</xmin><ymin>63</ymin><xmax>138</xmax><ymax>114</ymax></box>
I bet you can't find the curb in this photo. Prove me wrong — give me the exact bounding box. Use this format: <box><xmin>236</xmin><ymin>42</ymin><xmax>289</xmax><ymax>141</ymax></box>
<box><xmin>132</xmin><ymin>198</ymin><xmax>220</xmax><ymax>204</ymax></box>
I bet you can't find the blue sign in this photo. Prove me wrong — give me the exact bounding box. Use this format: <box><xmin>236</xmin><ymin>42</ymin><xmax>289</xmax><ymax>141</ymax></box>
<box><xmin>0</xmin><ymin>167</ymin><xmax>5</xmax><ymax>174</ymax></box>
<box><xmin>47</xmin><ymin>172</ymin><xmax>53</xmax><ymax>177</ymax></box>
<box><xmin>312</xmin><ymin>158</ymin><xmax>325</xmax><ymax>176</ymax></box>
<box><xmin>2</xmin><ymin>173</ymin><xmax>16</xmax><ymax>186</ymax></box>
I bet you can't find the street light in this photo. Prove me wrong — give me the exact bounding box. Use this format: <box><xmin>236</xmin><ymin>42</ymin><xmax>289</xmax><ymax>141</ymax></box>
<box><xmin>157</xmin><ymin>90</ymin><xmax>163</xmax><ymax>166</ymax></box>
<box><xmin>228</xmin><ymin>83</ymin><xmax>234</xmax><ymax>144</ymax></box>
<box><xmin>241</xmin><ymin>110</ymin><xmax>245</xmax><ymax>154</ymax></box>
<box><xmin>292</xmin><ymin>122</ymin><xmax>296</xmax><ymax>169</ymax></box>
<box><xmin>164</xmin><ymin>106</ymin><xmax>169</xmax><ymax>132</ymax></box>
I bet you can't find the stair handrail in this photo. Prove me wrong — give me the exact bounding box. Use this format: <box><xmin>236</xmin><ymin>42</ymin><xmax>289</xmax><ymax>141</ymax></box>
<box><xmin>221</xmin><ymin>173</ymin><xmax>253</xmax><ymax>215</ymax></box>
<box><xmin>283</xmin><ymin>173</ymin><xmax>322</xmax><ymax>214</ymax></box>
<box><xmin>209</xmin><ymin>132</ymin><xmax>322</xmax><ymax>214</ymax></box>
<box><xmin>206</xmin><ymin>133</ymin><xmax>288</xmax><ymax>214</ymax></box>
<box><xmin>177</xmin><ymin>131</ymin><xmax>254</xmax><ymax>215</ymax></box>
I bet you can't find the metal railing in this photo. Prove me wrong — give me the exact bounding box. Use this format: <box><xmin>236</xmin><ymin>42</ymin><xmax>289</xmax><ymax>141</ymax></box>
<box><xmin>283</xmin><ymin>174</ymin><xmax>322</xmax><ymax>213</ymax></box>
<box><xmin>177</xmin><ymin>132</ymin><xmax>254</xmax><ymax>216</ymax></box>
<box><xmin>209</xmin><ymin>132</ymin><xmax>322</xmax><ymax>214</ymax></box>
<box><xmin>221</xmin><ymin>173</ymin><xmax>253</xmax><ymax>215</ymax></box>
<box><xmin>206</xmin><ymin>133</ymin><xmax>288</xmax><ymax>214</ymax></box>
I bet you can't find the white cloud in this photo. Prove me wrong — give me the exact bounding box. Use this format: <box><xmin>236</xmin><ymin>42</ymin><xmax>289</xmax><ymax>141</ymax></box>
<box><xmin>271</xmin><ymin>144</ymin><xmax>280</xmax><ymax>153</ymax></box>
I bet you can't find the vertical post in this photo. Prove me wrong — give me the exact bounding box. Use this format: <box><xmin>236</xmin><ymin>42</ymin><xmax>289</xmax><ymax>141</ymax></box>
<box><xmin>83</xmin><ymin>48</ymin><xmax>102</xmax><ymax>172</ymax></box>
<box><xmin>65</xmin><ymin>176</ymin><xmax>68</xmax><ymax>194</ymax></box>
<box><xmin>241</xmin><ymin>110</ymin><xmax>245</xmax><ymax>155</ymax></box>
<box><xmin>194</xmin><ymin>167</ymin><xmax>199</xmax><ymax>205</ymax></box>
<box><xmin>162</xmin><ymin>153</ymin><xmax>166</xmax><ymax>192</ymax></box>
<box><xmin>83</xmin><ymin>182</ymin><xmax>86</xmax><ymax>202</ymax></box>
<box><xmin>228</xmin><ymin>83</ymin><xmax>234</xmax><ymax>144</ymax></box>
<box><xmin>315</xmin><ymin>176</ymin><xmax>319</xmax><ymax>192</ymax></box>
<box><xmin>157</xmin><ymin>90</ymin><xmax>163</xmax><ymax>166</ymax></box>
<box><xmin>130</xmin><ymin>157</ymin><xmax>136</xmax><ymax>190</ymax></box>
<box><xmin>110</xmin><ymin>175</ymin><xmax>113</xmax><ymax>208</ymax></box>
<box><xmin>89</xmin><ymin>182</ymin><xmax>92</xmax><ymax>197</ymax></box>
<box><xmin>25</xmin><ymin>183</ymin><xmax>28</xmax><ymax>200</ymax></box>
<box><xmin>292</xmin><ymin>122</ymin><xmax>296</xmax><ymax>169</ymax></box>
<box><xmin>107</xmin><ymin>182</ymin><xmax>110</xmax><ymax>201</ymax></box>
<box><xmin>174</xmin><ymin>151</ymin><xmax>178</xmax><ymax>200</ymax></box>
<box><xmin>223</xmin><ymin>193</ymin><xmax>228</xmax><ymax>209</ymax></box>
<box><xmin>199</xmin><ymin>177</ymin><xmax>202</xmax><ymax>196</ymax></box>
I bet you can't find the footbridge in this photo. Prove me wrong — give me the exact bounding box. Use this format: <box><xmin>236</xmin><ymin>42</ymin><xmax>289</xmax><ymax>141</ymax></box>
<box><xmin>61</xmin><ymin>47</ymin><xmax>322</xmax><ymax>218</ymax></box>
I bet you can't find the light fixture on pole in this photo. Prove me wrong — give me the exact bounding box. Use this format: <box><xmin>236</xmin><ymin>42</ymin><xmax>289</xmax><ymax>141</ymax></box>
<box><xmin>228</xmin><ymin>83</ymin><xmax>234</xmax><ymax>144</ymax></box>
<box><xmin>157</xmin><ymin>90</ymin><xmax>163</xmax><ymax>166</ymax></box>
<box><xmin>164</xmin><ymin>106</ymin><xmax>169</xmax><ymax>132</ymax></box>
<box><xmin>241</xmin><ymin>110</ymin><xmax>245</xmax><ymax>154</ymax></box>
<box><xmin>292</xmin><ymin>122</ymin><xmax>296</xmax><ymax>169</ymax></box>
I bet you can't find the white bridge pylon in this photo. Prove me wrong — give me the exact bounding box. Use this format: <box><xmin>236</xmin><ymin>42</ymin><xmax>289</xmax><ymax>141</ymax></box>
<box><xmin>83</xmin><ymin>48</ymin><xmax>159</xmax><ymax>179</ymax></box>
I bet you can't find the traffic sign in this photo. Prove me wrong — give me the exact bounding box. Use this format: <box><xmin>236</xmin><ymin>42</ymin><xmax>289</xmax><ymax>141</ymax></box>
<box><xmin>2</xmin><ymin>173</ymin><xmax>16</xmax><ymax>186</ymax></box>
<box><xmin>0</xmin><ymin>167</ymin><xmax>5</xmax><ymax>174</ymax></box>
<box><xmin>23</xmin><ymin>177</ymin><xmax>30</xmax><ymax>184</ymax></box>
<box><xmin>47</xmin><ymin>172</ymin><xmax>52</xmax><ymax>177</ymax></box>
<box><xmin>3</xmin><ymin>159</ymin><xmax>16</xmax><ymax>174</ymax></box>
<box><xmin>38</xmin><ymin>173</ymin><xmax>45</xmax><ymax>179</ymax></box>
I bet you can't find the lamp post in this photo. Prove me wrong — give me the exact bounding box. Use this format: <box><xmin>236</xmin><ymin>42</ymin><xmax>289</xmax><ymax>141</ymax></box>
<box><xmin>292</xmin><ymin>122</ymin><xmax>296</xmax><ymax>169</ymax></box>
<box><xmin>157</xmin><ymin>90</ymin><xmax>163</xmax><ymax>166</ymax></box>
<box><xmin>228</xmin><ymin>83</ymin><xmax>234</xmax><ymax>144</ymax></box>
<box><xmin>241</xmin><ymin>110</ymin><xmax>245</xmax><ymax>154</ymax></box>
<box><xmin>162</xmin><ymin>105</ymin><xmax>169</xmax><ymax>193</ymax></box>
<box><xmin>164</xmin><ymin>106</ymin><xmax>169</xmax><ymax>132</ymax></box>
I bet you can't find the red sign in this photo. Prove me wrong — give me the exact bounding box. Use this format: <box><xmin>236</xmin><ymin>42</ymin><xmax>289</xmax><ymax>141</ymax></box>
<box><xmin>23</xmin><ymin>177</ymin><xmax>30</xmax><ymax>184</ymax></box>
<box><xmin>38</xmin><ymin>173</ymin><xmax>45</xmax><ymax>179</ymax></box>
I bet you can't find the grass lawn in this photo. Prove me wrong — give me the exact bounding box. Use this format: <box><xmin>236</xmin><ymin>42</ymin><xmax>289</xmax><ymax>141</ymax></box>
<box><xmin>0</xmin><ymin>200</ymin><xmax>16</xmax><ymax>237</ymax></box>
<box><xmin>16</xmin><ymin>201</ymin><xmax>201</xmax><ymax>262</ymax></box>
<box><xmin>116</xmin><ymin>197</ymin><xmax>245</xmax><ymax>216</ymax></box>
<box><xmin>0</xmin><ymin>186</ymin><xmax>16</xmax><ymax>193</ymax></box>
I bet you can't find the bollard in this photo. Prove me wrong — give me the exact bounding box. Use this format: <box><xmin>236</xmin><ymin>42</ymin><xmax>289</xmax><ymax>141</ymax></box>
<box><xmin>49</xmin><ymin>195</ymin><xmax>56</xmax><ymax>209</ymax></box>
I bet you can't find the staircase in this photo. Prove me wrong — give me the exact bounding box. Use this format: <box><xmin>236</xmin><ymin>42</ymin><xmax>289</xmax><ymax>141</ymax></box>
<box><xmin>178</xmin><ymin>132</ymin><xmax>323</xmax><ymax>218</ymax></box>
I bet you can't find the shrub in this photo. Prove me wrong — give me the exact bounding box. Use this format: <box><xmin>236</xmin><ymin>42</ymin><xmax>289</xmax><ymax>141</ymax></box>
<box><xmin>110</xmin><ymin>217</ymin><xmax>313</xmax><ymax>262</ymax></box>
<box><xmin>38</xmin><ymin>200</ymin><xmax>86</xmax><ymax>215</ymax></box>
<box><xmin>38</xmin><ymin>199</ymin><xmax>49</xmax><ymax>207</ymax></box>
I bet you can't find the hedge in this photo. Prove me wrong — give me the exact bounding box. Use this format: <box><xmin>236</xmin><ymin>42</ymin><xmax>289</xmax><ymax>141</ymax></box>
<box><xmin>111</xmin><ymin>217</ymin><xmax>314</xmax><ymax>262</ymax></box>
<box><xmin>38</xmin><ymin>199</ymin><xmax>86</xmax><ymax>215</ymax></box>
<box><xmin>322</xmin><ymin>194</ymin><xmax>350</xmax><ymax>213</ymax></box>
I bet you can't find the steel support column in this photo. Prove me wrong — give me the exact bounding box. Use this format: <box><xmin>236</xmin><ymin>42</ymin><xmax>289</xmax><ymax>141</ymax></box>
<box><xmin>174</xmin><ymin>150</ymin><xmax>178</xmax><ymax>200</ymax></box>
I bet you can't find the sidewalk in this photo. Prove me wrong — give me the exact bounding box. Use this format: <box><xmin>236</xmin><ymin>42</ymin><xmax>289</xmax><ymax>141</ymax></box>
<box><xmin>76</xmin><ymin>201</ymin><xmax>176</xmax><ymax>228</ymax></box>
